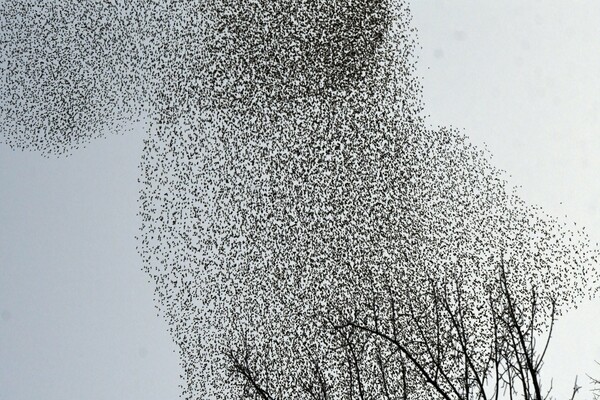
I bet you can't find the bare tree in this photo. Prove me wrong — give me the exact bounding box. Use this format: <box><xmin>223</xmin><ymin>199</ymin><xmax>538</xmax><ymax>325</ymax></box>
<box><xmin>224</xmin><ymin>252</ymin><xmax>581</xmax><ymax>400</ymax></box>
<box><xmin>588</xmin><ymin>363</ymin><xmax>600</xmax><ymax>400</ymax></box>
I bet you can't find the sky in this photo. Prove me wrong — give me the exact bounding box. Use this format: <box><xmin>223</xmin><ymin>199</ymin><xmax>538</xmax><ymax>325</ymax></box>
<box><xmin>1</xmin><ymin>1</ymin><xmax>600</xmax><ymax>399</ymax></box>
<box><xmin>0</xmin><ymin>127</ymin><xmax>183</xmax><ymax>399</ymax></box>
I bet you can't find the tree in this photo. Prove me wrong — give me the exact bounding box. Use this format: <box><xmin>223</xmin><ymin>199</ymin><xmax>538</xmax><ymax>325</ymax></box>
<box><xmin>333</xmin><ymin>260</ymin><xmax>557</xmax><ymax>400</ymax></box>
<box><xmin>223</xmin><ymin>249</ymin><xmax>581</xmax><ymax>400</ymax></box>
<box><xmin>588</xmin><ymin>363</ymin><xmax>600</xmax><ymax>400</ymax></box>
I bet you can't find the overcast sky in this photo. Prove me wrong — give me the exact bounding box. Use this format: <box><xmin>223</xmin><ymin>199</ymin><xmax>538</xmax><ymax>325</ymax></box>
<box><xmin>1</xmin><ymin>1</ymin><xmax>600</xmax><ymax>399</ymax></box>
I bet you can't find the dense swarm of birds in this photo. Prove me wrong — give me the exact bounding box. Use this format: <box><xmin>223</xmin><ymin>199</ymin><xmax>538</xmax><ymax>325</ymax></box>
<box><xmin>1</xmin><ymin>1</ymin><xmax>599</xmax><ymax>399</ymax></box>
<box><xmin>0</xmin><ymin>0</ymin><xmax>155</xmax><ymax>155</ymax></box>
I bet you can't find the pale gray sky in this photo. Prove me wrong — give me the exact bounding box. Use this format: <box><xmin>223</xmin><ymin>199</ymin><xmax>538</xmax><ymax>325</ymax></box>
<box><xmin>1</xmin><ymin>1</ymin><xmax>600</xmax><ymax>399</ymax></box>
<box><xmin>0</xmin><ymin>127</ymin><xmax>182</xmax><ymax>399</ymax></box>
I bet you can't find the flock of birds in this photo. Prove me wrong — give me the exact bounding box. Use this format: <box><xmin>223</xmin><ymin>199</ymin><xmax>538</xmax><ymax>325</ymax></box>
<box><xmin>1</xmin><ymin>0</ymin><xmax>598</xmax><ymax>398</ymax></box>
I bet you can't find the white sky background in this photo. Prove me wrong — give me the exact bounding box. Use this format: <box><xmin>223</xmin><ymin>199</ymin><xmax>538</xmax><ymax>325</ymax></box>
<box><xmin>0</xmin><ymin>129</ymin><xmax>182</xmax><ymax>399</ymax></box>
<box><xmin>1</xmin><ymin>1</ymin><xmax>600</xmax><ymax>399</ymax></box>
